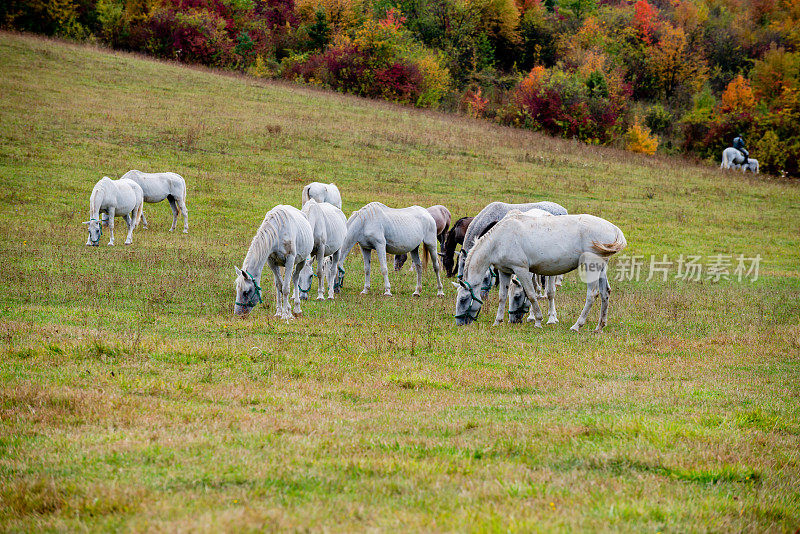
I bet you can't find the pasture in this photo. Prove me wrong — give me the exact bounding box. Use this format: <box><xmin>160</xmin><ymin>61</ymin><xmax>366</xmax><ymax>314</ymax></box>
<box><xmin>1</xmin><ymin>32</ymin><xmax>799</xmax><ymax>531</ymax></box>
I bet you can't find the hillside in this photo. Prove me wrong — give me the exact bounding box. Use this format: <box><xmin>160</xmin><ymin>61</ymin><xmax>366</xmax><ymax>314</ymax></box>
<box><xmin>1</xmin><ymin>33</ymin><xmax>799</xmax><ymax>531</ymax></box>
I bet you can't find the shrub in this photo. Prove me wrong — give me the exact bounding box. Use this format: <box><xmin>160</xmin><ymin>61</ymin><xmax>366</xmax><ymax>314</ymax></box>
<box><xmin>626</xmin><ymin>118</ymin><xmax>659</xmax><ymax>154</ymax></box>
<box><xmin>645</xmin><ymin>103</ymin><xmax>672</xmax><ymax>134</ymax></box>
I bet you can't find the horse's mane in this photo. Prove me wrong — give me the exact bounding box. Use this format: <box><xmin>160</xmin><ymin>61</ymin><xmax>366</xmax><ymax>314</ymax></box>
<box><xmin>243</xmin><ymin>207</ymin><xmax>287</xmax><ymax>269</ymax></box>
<box><xmin>464</xmin><ymin>218</ymin><xmax>504</xmax><ymax>274</ymax></box>
<box><xmin>89</xmin><ymin>177</ymin><xmax>113</xmax><ymax>216</ymax></box>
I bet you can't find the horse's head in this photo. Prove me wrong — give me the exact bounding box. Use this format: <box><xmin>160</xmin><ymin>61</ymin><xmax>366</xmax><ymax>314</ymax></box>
<box><xmin>394</xmin><ymin>254</ymin><xmax>407</xmax><ymax>271</ymax></box>
<box><xmin>507</xmin><ymin>277</ymin><xmax>529</xmax><ymax>324</ymax></box>
<box><xmin>297</xmin><ymin>259</ymin><xmax>314</xmax><ymax>301</ymax></box>
<box><xmin>234</xmin><ymin>266</ymin><xmax>262</xmax><ymax>316</ymax></box>
<box><xmin>441</xmin><ymin>250</ymin><xmax>455</xmax><ymax>277</ymax></box>
<box><xmin>453</xmin><ymin>278</ymin><xmax>483</xmax><ymax>326</ymax></box>
<box><xmin>83</xmin><ymin>219</ymin><xmax>102</xmax><ymax>246</ymax></box>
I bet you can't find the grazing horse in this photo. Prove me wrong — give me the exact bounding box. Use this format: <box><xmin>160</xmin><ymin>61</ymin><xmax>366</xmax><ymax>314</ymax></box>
<box><xmin>457</xmin><ymin>201</ymin><xmax>568</xmax><ymax>278</ymax></box>
<box><xmin>234</xmin><ymin>205</ymin><xmax>313</xmax><ymax>320</ymax></box>
<box><xmin>336</xmin><ymin>202</ymin><xmax>444</xmax><ymax>297</ymax></box>
<box><xmin>454</xmin><ymin>212</ymin><xmax>626</xmax><ymax>333</ymax></box>
<box><xmin>295</xmin><ymin>199</ymin><xmax>347</xmax><ymax>301</ymax></box>
<box><xmin>394</xmin><ymin>204</ymin><xmax>451</xmax><ymax>270</ymax></box>
<box><xmin>302</xmin><ymin>182</ymin><xmax>342</xmax><ymax>209</ymax></box>
<box><xmin>120</xmin><ymin>170</ymin><xmax>189</xmax><ymax>232</ymax></box>
<box><xmin>441</xmin><ymin>216</ymin><xmax>474</xmax><ymax>277</ymax></box>
<box><xmin>721</xmin><ymin>147</ymin><xmax>759</xmax><ymax>173</ymax></box>
<box><xmin>84</xmin><ymin>177</ymin><xmax>143</xmax><ymax>246</ymax></box>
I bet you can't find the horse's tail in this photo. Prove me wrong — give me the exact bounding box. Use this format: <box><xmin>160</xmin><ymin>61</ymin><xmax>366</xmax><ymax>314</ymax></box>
<box><xmin>591</xmin><ymin>232</ymin><xmax>627</xmax><ymax>257</ymax></box>
<box><xmin>301</xmin><ymin>184</ymin><xmax>311</xmax><ymax>206</ymax></box>
<box><xmin>134</xmin><ymin>198</ymin><xmax>144</xmax><ymax>227</ymax></box>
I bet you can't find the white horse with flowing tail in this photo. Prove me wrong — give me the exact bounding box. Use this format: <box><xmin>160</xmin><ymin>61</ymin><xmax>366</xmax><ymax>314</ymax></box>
<box><xmin>335</xmin><ymin>202</ymin><xmax>444</xmax><ymax>297</ymax></box>
<box><xmin>454</xmin><ymin>213</ymin><xmax>626</xmax><ymax>333</ymax></box>
<box><xmin>721</xmin><ymin>147</ymin><xmax>759</xmax><ymax>173</ymax></box>
<box><xmin>302</xmin><ymin>182</ymin><xmax>342</xmax><ymax>209</ymax></box>
<box><xmin>457</xmin><ymin>201</ymin><xmax>568</xmax><ymax>278</ymax></box>
<box><xmin>234</xmin><ymin>205</ymin><xmax>313</xmax><ymax>320</ymax></box>
<box><xmin>84</xmin><ymin>177</ymin><xmax>143</xmax><ymax>246</ymax></box>
<box><xmin>120</xmin><ymin>170</ymin><xmax>189</xmax><ymax>232</ymax></box>
<box><xmin>294</xmin><ymin>199</ymin><xmax>347</xmax><ymax>301</ymax></box>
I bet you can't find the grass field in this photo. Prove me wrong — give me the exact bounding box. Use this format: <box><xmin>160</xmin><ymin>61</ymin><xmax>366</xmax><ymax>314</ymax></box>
<box><xmin>1</xmin><ymin>32</ymin><xmax>799</xmax><ymax>532</ymax></box>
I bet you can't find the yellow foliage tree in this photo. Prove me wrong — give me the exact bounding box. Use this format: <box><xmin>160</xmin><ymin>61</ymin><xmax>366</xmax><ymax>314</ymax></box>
<box><xmin>646</xmin><ymin>23</ymin><xmax>708</xmax><ymax>98</ymax></box>
<box><xmin>626</xmin><ymin>118</ymin><xmax>658</xmax><ymax>154</ymax></box>
<box><xmin>719</xmin><ymin>74</ymin><xmax>756</xmax><ymax>114</ymax></box>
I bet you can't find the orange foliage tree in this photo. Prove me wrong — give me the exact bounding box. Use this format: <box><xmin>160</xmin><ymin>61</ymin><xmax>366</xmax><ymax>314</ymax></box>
<box><xmin>719</xmin><ymin>75</ymin><xmax>756</xmax><ymax>114</ymax></box>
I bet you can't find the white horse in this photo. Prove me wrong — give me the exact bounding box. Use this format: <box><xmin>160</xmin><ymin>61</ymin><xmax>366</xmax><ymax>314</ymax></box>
<box><xmin>336</xmin><ymin>202</ymin><xmax>444</xmax><ymax>297</ymax></box>
<box><xmin>84</xmin><ymin>177</ymin><xmax>143</xmax><ymax>246</ymax></box>
<box><xmin>394</xmin><ymin>204</ymin><xmax>452</xmax><ymax>271</ymax></box>
<box><xmin>454</xmin><ymin>213</ymin><xmax>627</xmax><ymax>333</ymax></box>
<box><xmin>294</xmin><ymin>199</ymin><xmax>347</xmax><ymax>301</ymax></box>
<box><xmin>120</xmin><ymin>170</ymin><xmax>189</xmax><ymax>232</ymax></box>
<box><xmin>721</xmin><ymin>147</ymin><xmax>759</xmax><ymax>173</ymax></box>
<box><xmin>302</xmin><ymin>182</ymin><xmax>342</xmax><ymax>209</ymax></box>
<box><xmin>234</xmin><ymin>205</ymin><xmax>313</xmax><ymax>320</ymax></box>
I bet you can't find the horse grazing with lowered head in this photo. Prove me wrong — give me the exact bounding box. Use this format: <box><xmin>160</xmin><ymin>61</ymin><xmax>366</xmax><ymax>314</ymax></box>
<box><xmin>336</xmin><ymin>202</ymin><xmax>444</xmax><ymax>297</ymax></box>
<box><xmin>302</xmin><ymin>182</ymin><xmax>342</xmax><ymax>209</ymax></box>
<box><xmin>441</xmin><ymin>216</ymin><xmax>473</xmax><ymax>277</ymax></box>
<box><xmin>394</xmin><ymin>204</ymin><xmax>451</xmax><ymax>270</ymax></box>
<box><xmin>84</xmin><ymin>177</ymin><xmax>143</xmax><ymax>246</ymax></box>
<box><xmin>294</xmin><ymin>199</ymin><xmax>347</xmax><ymax>301</ymax></box>
<box><xmin>119</xmin><ymin>170</ymin><xmax>189</xmax><ymax>232</ymax></box>
<box><xmin>457</xmin><ymin>201</ymin><xmax>568</xmax><ymax>278</ymax></box>
<box><xmin>720</xmin><ymin>147</ymin><xmax>759</xmax><ymax>173</ymax></box>
<box><xmin>234</xmin><ymin>205</ymin><xmax>313</xmax><ymax>320</ymax></box>
<box><xmin>454</xmin><ymin>212</ymin><xmax>626</xmax><ymax>333</ymax></box>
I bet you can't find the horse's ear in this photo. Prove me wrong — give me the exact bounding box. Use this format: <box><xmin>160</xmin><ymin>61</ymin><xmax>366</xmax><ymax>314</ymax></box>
<box><xmin>451</xmin><ymin>281</ymin><xmax>460</xmax><ymax>289</ymax></box>
<box><xmin>234</xmin><ymin>266</ymin><xmax>244</xmax><ymax>277</ymax></box>
<box><xmin>82</xmin><ymin>221</ymin><xmax>91</xmax><ymax>225</ymax></box>
<box><xmin>437</xmin><ymin>252</ymin><xmax>444</xmax><ymax>257</ymax></box>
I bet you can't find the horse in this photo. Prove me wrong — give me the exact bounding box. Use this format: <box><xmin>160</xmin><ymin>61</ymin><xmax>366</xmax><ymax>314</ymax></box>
<box><xmin>721</xmin><ymin>148</ymin><xmax>759</xmax><ymax>173</ymax></box>
<box><xmin>394</xmin><ymin>204</ymin><xmax>451</xmax><ymax>271</ymax></box>
<box><xmin>454</xmin><ymin>212</ymin><xmax>626</xmax><ymax>333</ymax></box>
<box><xmin>302</xmin><ymin>182</ymin><xmax>342</xmax><ymax>209</ymax></box>
<box><xmin>294</xmin><ymin>199</ymin><xmax>347</xmax><ymax>301</ymax></box>
<box><xmin>441</xmin><ymin>216</ymin><xmax>473</xmax><ymax>277</ymax></box>
<box><xmin>119</xmin><ymin>170</ymin><xmax>189</xmax><ymax>232</ymax></box>
<box><xmin>84</xmin><ymin>177</ymin><xmax>143</xmax><ymax>246</ymax></box>
<box><xmin>234</xmin><ymin>205</ymin><xmax>313</xmax><ymax>320</ymax></box>
<box><xmin>335</xmin><ymin>202</ymin><xmax>444</xmax><ymax>297</ymax></box>
<box><xmin>456</xmin><ymin>201</ymin><xmax>568</xmax><ymax>278</ymax></box>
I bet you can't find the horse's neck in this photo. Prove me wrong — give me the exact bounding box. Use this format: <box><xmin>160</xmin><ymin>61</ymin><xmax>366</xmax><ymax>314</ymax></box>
<box><xmin>339</xmin><ymin>214</ymin><xmax>364</xmax><ymax>263</ymax></box>
<box><xmin>242</xmin><ymin>219</ymin><xmax>279</xmax><ymax>281</ymax></box>
<box><xmin>465</xmin><ymin>232</ymin><xmax>494</xmax><ymax>285</ymax></box>
<box><xmin>89</xmin><ymin>187</ymin><xmax>105</xmax><ymax>218</ymax></box>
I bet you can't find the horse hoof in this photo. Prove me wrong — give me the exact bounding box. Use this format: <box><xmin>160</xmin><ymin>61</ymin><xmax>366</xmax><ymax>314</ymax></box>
<box><xmin>533</xmin><ymin>322</ymin><xmax>543</xmax><ymax>329</ymax></box>
<box><xmin>361</xmin><ymin>289</ymin><xmax>369</xmax><ymax>295</ymax></box>
<box><xmin>412</xmin><ymin>291</ymin><xmax>420</xmax><ymax>298</ymax></box>
<box><xmin>384</xmin><ymin>291</ymin><xmax>392</xmax><ymax>297</ymax></box>
<box><xmin>493</xmin><ymin>320</ymin><xmax>503</xmax><ymax>326</ymax></box>
<box><xmin>547</xmin><ymin>317</ymin><xmax>559</xmax><ymax>325</ymax></box>
<box><xmin>437</xmin><ymin>291</ymin><xmax>445</xmax><ymax>297</ymax></box>
<box><xmin>569</xmin><ymin>325</ymin><xmax>580</xmax><ymax>333</ymax></box>
<box><xmin>183</xmin><ymin>229</ymin><xmax>188</xmax><ymax>234</ymax></box>
<box><xmin>124</xmin><ymin>241</ymin><xmax>132</xmax><ymax>245</ymax></box>
<box><xmin>316</xmin><ymin>295</ymin><xmax>325</xmax><ymax>301</ymax></box>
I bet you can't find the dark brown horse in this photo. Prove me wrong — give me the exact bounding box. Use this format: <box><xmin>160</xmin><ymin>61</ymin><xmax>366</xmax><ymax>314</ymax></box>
<box><xmin>440</xmin><ymin>216</ymin><xmax>473</xmax><ymax>277</ymax></box>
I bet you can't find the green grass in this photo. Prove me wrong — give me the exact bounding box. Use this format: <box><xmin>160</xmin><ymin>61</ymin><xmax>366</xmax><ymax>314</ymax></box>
<box><xmin>1</xmin><ymin>32</ymin><xmax>800</xmax><ymax>531</ymax></box>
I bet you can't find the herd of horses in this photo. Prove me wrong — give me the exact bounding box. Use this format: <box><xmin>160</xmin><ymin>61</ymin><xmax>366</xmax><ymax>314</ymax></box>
<box><xmin>84</xmin><ymin>174</ymin><xmax>628</xmax><ymax>332</ymax></box>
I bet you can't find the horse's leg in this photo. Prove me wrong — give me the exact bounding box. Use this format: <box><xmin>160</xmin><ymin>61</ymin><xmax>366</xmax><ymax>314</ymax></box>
<box><xmin>270</xmin><ymin>263</ymin><xmax>282</xmax><ymax>317</ymax></box>
<box><xmin>327</xmin><ymin>251</ymin><xmax>340</xmax><ymax>299</ymax></box>
<box><xmin>545</xmin><ymin>276</ymin><xmax>559</xmax><ymax>325</ymax></box>
<box><xmin>281</xmin><ymin>255</ymin><xmax>296</xmax><ymax>319</ymax></box>
<box><xmin>513</xmin><ymin>268</ymin><xmax>543</xmax><ymax>328</ymax></box>
<box><xmin>425</xmin><ymin>238</ymin><xmax>444</xmax><ymax>296</ymax></box>
<box><xmin>122</xmin><ymin>213</ymin><xmax>134</xmax><ymax>245</ymax></box>
<box><xmin>594</xmin><ymin>268</ymin><xmax>611</xmax><ymax>333</ymax></box>
<box><xmin>107</xmin><ymin>207</ymin><xmax>116</xmax><ymax>246</ymax></box>
<box><xmin>139</xmin><ymin>207</ymin><xmax>148</xmax><ymax>229</ymax></box>
<box><xmin>494</xmin><ymin>271</ymin><xmax>511</xmax><ymax>326</ymax></box>
<box><xmin>176</xmin><ymin>193</ymin><xmax>189</xmax><ymax>233</ymax></box>
<box><xmin>532</xmin><ymin>274</ymin><xmax>543</xmax><ymax>298</ymax></box>
<box><xmin>291</xmin><ymin>257</ymin><xmax>305</xmax><ymax>316</ymax></box>
<box><xmin>375</xmin><ymin>241</ymin><xmax>391</xmax><ymax>296</ymax></box>
<box><xmin>360</xmin><ymin>247</ymin><xmax>372</xmax><ymax>295</ymax></box>
<box><xmin>168</xmin><ymin>197</ymin><xmax>178</xmax><ymax>232</ymax></box>
<box><xmin>570</xmin><ymin>277</ymin><xmax>600</xmax><ymax>333</ymax></box>
<box><xmin>315</xmin><ymin>251</ymin><xmax>326</xmax><ymax>300</ymax></box>
<box><xmin>410</xmin><ymin>248</ymin><xmax>423</xmax><ymax>297</ymax></box>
